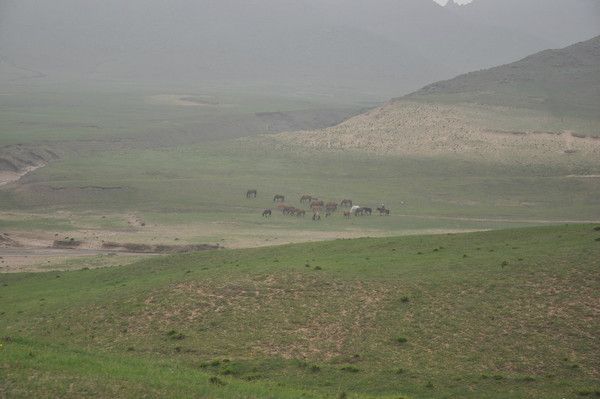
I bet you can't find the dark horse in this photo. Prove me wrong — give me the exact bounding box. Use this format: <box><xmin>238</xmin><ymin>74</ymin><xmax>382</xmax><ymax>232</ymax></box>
<box><xmin>246</xmin><ymin>189</ymin><xmax>257</xmax><ymax>198</ymax></box>
<box><xmin>273</xmin><ymin>194</ymin><xmax>285</xmax><ymax>202</ymax></box>
<box><xmin>362</xmin><ymin>207</ymin><xmax>372</xmax><ymax>216</ymax></box>
<box><xmin>376</xmin><ymin>206</ymin><xmax>390</xmax><ymax>216</ymax></box>
<box><xmin>262</xmin><ymin>209</ymin><xmax>272</xmax><ymax>217</ymax></box>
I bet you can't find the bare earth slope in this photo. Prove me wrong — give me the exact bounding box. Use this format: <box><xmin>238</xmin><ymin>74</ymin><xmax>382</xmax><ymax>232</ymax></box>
<box><xmin>272</xmin><ymin>101</ymin><xmax>600</xmax><ymax>164</ymax></box>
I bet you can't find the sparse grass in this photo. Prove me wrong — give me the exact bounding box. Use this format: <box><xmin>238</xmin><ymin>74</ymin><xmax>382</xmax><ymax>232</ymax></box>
<box><xmin>1</xmin><ymin>225</ymin><xmax>599</xmax><ymax>398</ymax></box>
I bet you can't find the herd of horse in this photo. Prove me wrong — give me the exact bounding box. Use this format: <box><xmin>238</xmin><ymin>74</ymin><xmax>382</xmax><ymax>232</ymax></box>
<box><xmin>246</xmin><ymin>190</ymin><xmax>390</xmax><ymax>220</ymax></box>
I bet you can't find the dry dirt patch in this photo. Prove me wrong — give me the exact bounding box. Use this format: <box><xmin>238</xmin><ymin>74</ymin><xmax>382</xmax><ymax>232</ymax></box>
<box><xmin>130</xmin><ymin>274</ymin><xmax>390</xmax><ymax>360</ymax></box>
<box><xmin>269</xmin><ymin>101</ymin><xmax>600</xmax><ymax>164</ymax></box>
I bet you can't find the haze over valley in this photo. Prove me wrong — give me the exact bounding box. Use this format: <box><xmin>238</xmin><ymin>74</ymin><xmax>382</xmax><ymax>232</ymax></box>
<box><xmin>1</xmin><ymin>1</ymin><xmax>599</xmax><ymax>398</ymax></box>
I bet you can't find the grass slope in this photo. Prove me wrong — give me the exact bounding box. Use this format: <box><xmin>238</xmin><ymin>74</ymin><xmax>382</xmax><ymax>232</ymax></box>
<box><xmin>1</xmin><ymin>225</ymin><xmax>599</xmax><ymax>398</ymax></box>
<box><xmin>407</xmin><ymin>36</ymin><xmax>600</xmax><ymax>121</ymax></box>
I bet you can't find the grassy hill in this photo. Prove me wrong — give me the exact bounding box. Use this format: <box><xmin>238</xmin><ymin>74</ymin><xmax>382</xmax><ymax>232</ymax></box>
<box><xmin>273</xmin><ymin>37</ymin><xmax>600</xmax><ymax>160</ymax></box>
<box><xmin>1</xmin><ymin>225</ymin><xmax>599</xmax><ymax>398</ymax></box>
<box><xmin>407</xmin><ymin>36</ymin><xmax>600</xmax><ymax>120</ymax></box>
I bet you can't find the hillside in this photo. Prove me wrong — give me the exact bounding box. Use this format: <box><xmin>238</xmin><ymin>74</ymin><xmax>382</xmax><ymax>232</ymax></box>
<box><xmin>272</xmin><ymin>37</ymin><xmax>600</xmax><ymax>161</ymax></box>
<box><xmin>1</xmin><ymin>225</ymin><xmax>599</xmax><ymax>398</ymax></box>
<box><xmin>408</xmin><ymin>36</ymin><xmax>600</xmax><ymax>119</ymax></box>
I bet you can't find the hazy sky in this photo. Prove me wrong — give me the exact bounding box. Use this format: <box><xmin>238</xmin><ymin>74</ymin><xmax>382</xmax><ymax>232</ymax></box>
<box><xmin>433</xmin><ymin>0</ymin><xmax>473</xmax><ymax>4</ymax></box>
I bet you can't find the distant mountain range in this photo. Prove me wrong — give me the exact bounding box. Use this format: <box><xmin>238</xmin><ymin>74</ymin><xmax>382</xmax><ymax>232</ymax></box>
<box><xmin>0</xmin><ymin>0</ymin><xmax>598</xmax><ymax>98</ymax></box>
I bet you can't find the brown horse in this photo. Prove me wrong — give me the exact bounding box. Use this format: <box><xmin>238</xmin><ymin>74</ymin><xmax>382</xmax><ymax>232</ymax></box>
<box><xmin>300</xmin><ymin>195</ymin><xmax>313</xmax><ymax>204</ymax></box>
<box><xmin>325</xmin><ymin>202</ymin><xmax>338</xmax><ymax>213</ymax></box>
<box><xmin>273</xmin><ymin>194</ymin><xmax>285</xmax><ymax>202</ymax></box>
<box><xmin>343</xmin><ymin>211</ymin><xmax>351</xmax><ymax>219</ymax></box>
<box><xmin>246</xmin><ymin>189</ymin><xmax>257</xmax><ymax>198</ymax></box>
<box><xmin>310</xmin><ymin>199</ymin><xmax>324</xmax><ymax>208</ymax></box>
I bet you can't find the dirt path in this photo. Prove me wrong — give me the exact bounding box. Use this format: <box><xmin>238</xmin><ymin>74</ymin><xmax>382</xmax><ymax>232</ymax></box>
<box><xmin>0</xmin><ymin>247</ymin><xmax>156</xmax><ymax>273</ymax></box>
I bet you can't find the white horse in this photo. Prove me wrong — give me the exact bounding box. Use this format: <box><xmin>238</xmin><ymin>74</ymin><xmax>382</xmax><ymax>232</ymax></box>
<box><xmin>350</xmin><ymin>205</ymin><xmax>361</xmax><ymax>214</ymax></box>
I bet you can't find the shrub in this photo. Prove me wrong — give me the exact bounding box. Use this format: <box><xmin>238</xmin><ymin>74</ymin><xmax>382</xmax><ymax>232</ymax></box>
<box><xmin>310</xmin><ymin>365</ymin><xmax>321</xmax><ymax>373</ymax></box>
<box><xmin>166</xmin><ymin>330</ymin><xmax>185</xmax><ymax>340</ymax></box>
<box><xmin>593</xmin><ymin>226</ymin><xmax>600</xmax><ymax>231</ymax></box>
<box><xmin>501</xmin><ymin>261</ymin><xmax>508</xmax><ymax>267</ymax></box>
<box><xmin>340</xmin><ymin>365</ymin><xmax>360</xmax><ymax>373</ymax></box>
<box><xmin>338</xmin><ymin>392</ymin><xmax>348</xmax><ymax>399</ymax></box>
<box><xmin>395</xmin><ymin>337</ymin><xmax>408</xmax><ymax>344</ymax></box>
<box><xmin>208</xmin><ymin>376</ymin><xmax>225</xmax><ymax>386</ymax></box>
<box><xmin>400</xmin><ymin>296</ymin><xmax>410</xmax><ymax>303</ymax></box>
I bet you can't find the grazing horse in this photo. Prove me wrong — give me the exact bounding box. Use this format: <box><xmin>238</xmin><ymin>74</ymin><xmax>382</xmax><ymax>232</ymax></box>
<box><xmin>325</xmin><ymin>202</ymin><xmax>338</xmax><ymax>212</ymax></box>
<box><xmin>282</xmin><ymin>206</ymin><xmax>295</xmax><ymax>215</ymax></box>
<box><xmin>351</xmin><ymin>205</ymin><xmax>361</xmax><ymax>215</ymax></box>
<box><xmin>312</xmin><ymin>212</ymin><xmax>321</xmax><ymax>221</ymax></box>
<box><xmin>341</xmin><ymin>199</ymin><xmax>353</xmax><ymax>208</ymax></box>
<box><xmin>343</xmin><ymin>211</ymin><xmax>351</xmax><ymax>219</ymax></box>
<box><xmin>362</xmin><ymin>207</ymin><xmax>373</xmax><ymax>216</ymax></box>
<box><xmin>273</xmin><ymin>194</ymin><xmax>285</xmax><ymax>202</ymax></box>
<box><xmin>300</xmin><ymin>195</ymin><xmax>313</xmax><ymax>204</ymax></box>
<box><xmin>246</xmin><ymin>189</ymin><xmax>257</xmax><ymax>198</ymax></box>
<box><xmin>296</xmin><ymin>209</ymin><xmax>306</xmax><ymax>217</ymax></box>
<box><xmin>376</xmin><ymin>206</ymin><xmax>390</xmax><ymax>216</ymax></box>
<box><xmin>310</xmin><ymin>200</ymin><xmax>324</xmax><ymax>208</ymax></box>
<box><xmin>262</xmin><ymin>209</ymin><xmax>272</xmax><ymax>217</ymax></box>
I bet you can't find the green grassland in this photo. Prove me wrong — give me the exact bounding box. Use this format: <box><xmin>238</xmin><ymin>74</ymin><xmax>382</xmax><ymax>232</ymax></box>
<box><xmin>2</xmin><ymin>139</ymin><xmax>599</xmax><ymax>246</ymax></box>
<box><xmin>1</xmin><ymin>224</ymin><xmax>599</xmax><ymax>398</ymax></box>
<box><xmin>0</xmin><ymin>83</ymin><xmax>371</xmax><ymax>146</ymax></box>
